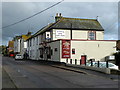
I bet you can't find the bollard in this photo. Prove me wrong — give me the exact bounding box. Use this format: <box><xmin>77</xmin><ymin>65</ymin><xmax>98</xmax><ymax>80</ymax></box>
<box><xmin>70</xmin><ymin>59</ymin><xmax>72</xmax><ymax>64</ymax></box>
<box><xmin>66</xmin><ymin>58</ymin><xmax>68</xmax><ymax>63</ymax></box>
<box><xmin>80</xmin><ymin>59</ymin><xmax>81</xmax><ymax>65</ymax></box>
<box><xmin>85</xmin><ymin>59</ymin><xmax>86</xmax><ymax>66</ymax></box>
<box><xmin>91</xmin><ymin>60</ymin><xmax>93</xmax><ymax>66</ymax></box>
<box><xmin>97</xmin><ymin>61</ymin><xmax>100</xmax><ymax>67</ymax></box>
<box><xmin>75</xmin><ymin>59</ymin><xmax>77</xmax><ymax>65</ymax></box>
<box><xmin>106</xmin><ymin>61</ymin><xmax>109</xmax><ymax>68</ymax></box>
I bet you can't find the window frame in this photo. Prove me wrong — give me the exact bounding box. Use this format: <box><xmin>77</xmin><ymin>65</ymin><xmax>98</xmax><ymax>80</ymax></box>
<box><xmin>88</xmin><ymin>31</ymin><xmax>96</xmax><ymax>40</ymax></box>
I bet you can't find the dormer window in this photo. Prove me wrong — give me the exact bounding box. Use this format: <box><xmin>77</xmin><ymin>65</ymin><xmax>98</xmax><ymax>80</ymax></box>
<box><xmin>88</xmin><ymin>31</ymin><xmax>96</xmax><ymax>40</ymax></box>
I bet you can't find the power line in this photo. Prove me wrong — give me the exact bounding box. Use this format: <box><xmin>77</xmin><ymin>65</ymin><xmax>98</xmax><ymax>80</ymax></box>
<box><xmin>2</xmin><ymin>0</ymin><xmax>64</xmax><ymax>29</ymax></box>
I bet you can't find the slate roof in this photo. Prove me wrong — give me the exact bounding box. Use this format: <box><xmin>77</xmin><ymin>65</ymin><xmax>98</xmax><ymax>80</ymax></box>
<box><xmin>51</xmin><ymin>17</ymin><xmax>104</xmax><ymax>30</ymax></box>
<box><xmin>28</xmin><ymin>16</ymin><xmax>104</xmax><ymax>39</ymax></box>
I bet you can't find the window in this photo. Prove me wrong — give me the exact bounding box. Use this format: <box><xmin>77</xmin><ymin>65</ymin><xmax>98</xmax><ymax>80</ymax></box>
<box><xmin>30</xmin><ymin>40</ymin><xmax>31</xmax><ymax>46</ymax></box>
<box><xmin>40</xmin><ymin>48</ymin><xmax>43</xmax><ymax>58</ymax></box>
<box><xmin>47</xmin><ymin>47</ymin><xmax>51</xmax><ymax>59</ymax></box>
<box><xmin>72</xmin><ymin>48</ymin><xmax>75</xmax><ymax>54</ymax></box>
<box><xmin>55</xmin><ymin>48</ymin><xmax>57</xmax><ymax>52</ymax></box>
<box><xmin>36</xmin><ymin>37</ymin><xmax>38</xmax><ymax>45</ymax></box>
<box><xmin>33</xmin><ymin>38</ymin><xmax>35</xmax><ymax>46</ymax></box>
<box><xmin>27</xmin><ymin>41</ymin><xmax>29</xmax><ymax>47</ymax></box>
<box><xmin>88</xmin><ymin>31</ymin><xmax>96</xmax><ymax>40</ymax></box>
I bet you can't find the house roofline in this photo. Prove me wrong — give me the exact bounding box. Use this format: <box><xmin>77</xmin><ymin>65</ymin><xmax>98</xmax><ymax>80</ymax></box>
<box><xmin>50</xmin><ymin>28</ymin><xmax>104</xmax><ymax>31</ymax></box>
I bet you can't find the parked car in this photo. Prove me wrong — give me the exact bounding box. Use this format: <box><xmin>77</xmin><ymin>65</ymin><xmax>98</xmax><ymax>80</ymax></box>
<box><xmin>86</xmin><ymin>62</ymin><xmax>118</xmax><ymax>70</ymax></box>
<box><xmin>15</xmin><ymin>54</ymin><xmax>23</xmax><ymax>60</ymax></box>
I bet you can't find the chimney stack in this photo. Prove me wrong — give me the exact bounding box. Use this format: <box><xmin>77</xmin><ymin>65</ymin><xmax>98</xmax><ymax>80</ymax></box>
<box><xmin>55</xmin><ymin>13</ymin><xmax>62</xmax><ymax>22</ymax></box>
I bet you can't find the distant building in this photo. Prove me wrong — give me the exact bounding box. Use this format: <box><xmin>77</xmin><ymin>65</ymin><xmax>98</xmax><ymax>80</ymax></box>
<box><xmin>14</xmin><ymin>36</ymin><xmax>21</xmax><ymax>54</ymax></box>
<box><xmin>8</xmin><ymin>41</ymin><xmax>14</xmax><ymax>54</ymax></box>
<box><xmin>27</xmin><ymin>13</ymin><xmax>116</xmax><ymax>63</ymax></box>
<box><xmin>14</xmin><ymin>32</ymin><xmax>31</xmax><ymax>55</ymax></box>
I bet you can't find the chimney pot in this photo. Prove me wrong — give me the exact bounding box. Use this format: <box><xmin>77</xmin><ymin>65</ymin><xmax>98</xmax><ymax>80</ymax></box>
<box><xmin>55</xmin><ymin>13</ymin><xmax>62</xmax><ymax>22</ymax></box>
<box><xmin>56</xmin><ymin>13</ymin><xmax>58</xmax><ymax>16</ymax></box>
<box><xmin>59</xmin><ymin>13</ymin><xmax>62</xmax><ymax>16</ymax></box>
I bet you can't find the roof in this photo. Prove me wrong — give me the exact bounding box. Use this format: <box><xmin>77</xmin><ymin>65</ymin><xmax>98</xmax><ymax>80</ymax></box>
<box><xmin>51</xmin><ymin>17</ymin><xmax>104</xmax><ymax>30</ymax></box>
<box><xmin>22</xmin><ymin>35</ymin><xmax>31</xmax><ymax>41</ymax></box>
<box><xmin>28</xmin><ymin>16</ymin><xmax>104</xmax><ymax>39</ymax></box>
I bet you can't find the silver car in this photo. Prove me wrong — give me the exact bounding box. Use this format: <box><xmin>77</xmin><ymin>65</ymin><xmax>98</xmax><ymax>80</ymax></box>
<box><xmin>15</xmin><ymin>54</ymin><xmax>23</xmax><ymax>60</ymax></box>
<box><xmin>86</xmin><ymin>62</ymin><xmax>118</xmax><ymax>70</ymax></box>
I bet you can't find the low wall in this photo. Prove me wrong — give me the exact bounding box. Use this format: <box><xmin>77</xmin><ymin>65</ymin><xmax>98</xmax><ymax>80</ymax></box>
<box><xmin>66</xmin><ymin>64</ymin><xmax>120</xmax><ymax>75</ymax></box>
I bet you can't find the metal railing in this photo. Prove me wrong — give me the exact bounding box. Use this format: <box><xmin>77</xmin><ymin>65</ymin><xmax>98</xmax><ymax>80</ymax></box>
<box><xmin>66</xmin><ymin>58</ymin><xmax>109</xmax><ymax>68</ymax></box>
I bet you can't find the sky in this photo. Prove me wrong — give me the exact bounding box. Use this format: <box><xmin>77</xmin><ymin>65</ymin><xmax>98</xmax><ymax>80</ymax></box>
<box><xmin>1</xmin><ymin>0</ymin><xmax>119</xmax><ymax>45</ymax></box>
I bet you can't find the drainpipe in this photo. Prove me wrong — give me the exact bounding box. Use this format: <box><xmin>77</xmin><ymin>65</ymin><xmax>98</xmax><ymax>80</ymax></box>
<box><xmin>70</xmin><ymin>23</ymin><xmax>72</xmax><ymax>40</ymax></box>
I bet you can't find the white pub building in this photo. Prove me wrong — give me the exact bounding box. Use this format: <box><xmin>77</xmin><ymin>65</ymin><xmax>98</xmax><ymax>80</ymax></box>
<box><xmin>27</xmin><ymin>13</ymin><xmax>116</xmax><ymax>63</ymax></box>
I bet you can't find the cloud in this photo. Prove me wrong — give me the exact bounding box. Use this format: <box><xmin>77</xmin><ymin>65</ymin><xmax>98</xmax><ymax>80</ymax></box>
<box><xmin>2</xmin><ymin>2</ymin><xmax>118</xmax><ymax>45</ymax></box>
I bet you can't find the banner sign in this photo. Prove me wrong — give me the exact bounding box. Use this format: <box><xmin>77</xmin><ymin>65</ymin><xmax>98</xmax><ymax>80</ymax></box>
<box><xmin>62</xmin><ymin>40</ymin><xmax>71</xmax><ymax>58</ymax></box>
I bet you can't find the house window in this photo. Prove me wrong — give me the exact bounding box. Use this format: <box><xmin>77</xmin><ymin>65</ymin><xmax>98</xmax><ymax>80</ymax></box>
<box><xmin>40</xmin><ymin>48</ymin><xmax>43</xmax><ymax>58</ymax></box>
<box><xmin>36</xmin><ymin>37</ymin><xmax>38</xmax><ymax>45</ymax></box>
<box><xmin>72</xmin><ymin>48</ymin><xmax>75</xmax><ymax>54</ymax></box>
<box><xmin>33</xmin><ymin>38</ymin><xmax>35</xmax><ymax>46</ymax></box>
<box><xmin>27</xmin><ymin>41</ymin><xmax>29</xmax><ymax>47</ymax></box>
<box><xmin>88</xmin><ymin>31</ymin><xmax>96</xmax><ymax>40</ymax></box>
<box><xmin>30</xmin><ymin>39</ymin><xmax>31</xmax><ymax>47</ymax></box>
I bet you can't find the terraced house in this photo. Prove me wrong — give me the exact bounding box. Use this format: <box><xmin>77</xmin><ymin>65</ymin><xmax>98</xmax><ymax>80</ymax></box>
<box><xmin>27</xmin><ymin>13</ymin><xmax>116</xmax><ymax>64</ymax></box>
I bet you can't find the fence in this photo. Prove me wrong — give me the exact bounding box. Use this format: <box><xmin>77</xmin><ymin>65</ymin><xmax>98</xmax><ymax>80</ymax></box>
<box><xmin>66</xmin><ymin>58</ymin><xmax>109</xmax><ymax>68</ymax></box>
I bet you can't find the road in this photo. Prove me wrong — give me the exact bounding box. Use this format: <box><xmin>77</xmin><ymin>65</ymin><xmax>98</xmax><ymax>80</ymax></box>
<box><xmin>2</xmin><ymin>56</ymin><xmax>120</xmax><ymax>88</ymax></box>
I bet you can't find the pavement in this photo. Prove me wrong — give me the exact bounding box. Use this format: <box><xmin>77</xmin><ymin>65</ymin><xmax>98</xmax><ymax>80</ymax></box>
<box><xmin>2</xmin><ymin>68</ymin><xmax>16</xmax><ymax>88</ymax></box>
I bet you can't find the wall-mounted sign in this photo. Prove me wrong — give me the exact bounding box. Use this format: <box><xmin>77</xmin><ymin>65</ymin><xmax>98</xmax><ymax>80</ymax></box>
<box><xmin>109</xmin><ymin>56</ymin><xmax>115</xmax><ymax>60</ymax></box>
<box><xmin>46</xmin><ymin>32</ymin><xmax>51</xmax><ymax>40</ymax></box>
<box><xmin>62</xmin><ymin>40</ymin><xmax>71</xmax><ymax>58</ymax></box>
<box><xmin>56</xmin><ymin>30</ymin><xmax>65</xmax><ymax>38</ymax></box>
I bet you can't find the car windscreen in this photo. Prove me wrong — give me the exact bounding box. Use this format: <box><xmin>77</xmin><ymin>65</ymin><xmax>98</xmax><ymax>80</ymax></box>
<box><xmin>16</xmin><ymin>55</ymin><xmax>22</xmax><ymax>56</ymax></box>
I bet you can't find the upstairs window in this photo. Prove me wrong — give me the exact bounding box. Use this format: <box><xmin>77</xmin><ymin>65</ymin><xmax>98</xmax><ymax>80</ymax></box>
<box><xmin>88</xmin><ymin>31</ymin><xmax>96</xmax><ymax>40</ymax></box>
<box><xmin>30</xmin><ymin>40</ymin><xmax>31</xmax><ymax>47</ymax></box>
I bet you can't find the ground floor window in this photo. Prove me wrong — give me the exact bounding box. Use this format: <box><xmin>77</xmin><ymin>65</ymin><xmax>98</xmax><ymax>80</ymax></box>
<box><xmin>47</xmin><ymin>47</ymin><xmax>51</xmax><ymax>59</ymax></box>
<box><xmin>39</xmin><ymin>48</ymin><xmax>43</xmax><ymax>58</ymax></box>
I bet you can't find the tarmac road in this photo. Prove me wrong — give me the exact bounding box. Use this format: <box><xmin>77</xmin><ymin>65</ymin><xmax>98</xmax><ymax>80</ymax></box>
<box><xmin>2</xmin><ymin>56</ymin><xmax>119</xmax><ymax>88</ymax></box>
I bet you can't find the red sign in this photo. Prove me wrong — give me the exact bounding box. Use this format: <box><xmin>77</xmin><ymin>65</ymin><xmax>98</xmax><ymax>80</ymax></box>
<box><xmin>62</xmin><ymin>40</ymin><xmax>71</xmax><ymax>58</ymax></box>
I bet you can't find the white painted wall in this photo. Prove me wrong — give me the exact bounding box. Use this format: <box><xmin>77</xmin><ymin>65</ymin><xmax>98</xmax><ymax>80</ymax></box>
<box><xmin>96</xmin><ymin>31</ymin><xmax>104</xmax><ymax>40</ymax></box>
<box><xmin>52</xmin><ymin>29</ymin><xmax>104</xmax><ymax>40</ymax></box>
<box><xmin>47</xmin><ymin>41</ymin><xmax>60</xmax><ymax>61</ymax></box>
<box><xmin>14</xmin><ymin>39</ymin><xmax>21</xmax><ymax>53</ymax></box>
<box><xmin>60</xmin><ymin>40</ymin><xmax>116</xmax><ymax>63</ymax></box>
<box><xmin>72</xmin><ymin>30</ymin><xmax>88</xmax><ymax>39</ymax></box>
<box><xmin>27</xmin><ymin>35</ymin><xmax>40</xmax><ymax>60</ymax></box>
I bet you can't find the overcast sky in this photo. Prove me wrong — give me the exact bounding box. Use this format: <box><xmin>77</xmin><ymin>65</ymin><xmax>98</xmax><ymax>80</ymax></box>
<box><xmin>1</xmin><ymin>1</ymin><xmax>118</xmax><ymax>45</ymax></box>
